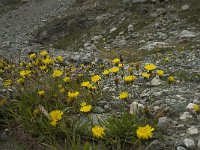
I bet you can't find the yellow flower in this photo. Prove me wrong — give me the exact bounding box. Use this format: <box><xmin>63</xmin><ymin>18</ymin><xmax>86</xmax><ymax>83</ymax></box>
<box><xmin>20</xmin><ymin>70</ymin><xmax>31</xmax><ymax>78</ymax></box>
<box><xmin>49</xmin><ymin>110</ymin><xmax>63</xmax><ymax>126</ymax></box>
<box><xmin>136</xmin><ymin>124</ymin><xmax>154</xmax><ymax>140</ymax></box>
<box><xmin>124</xmin><ymin>75</ymin><xmax>136</xmax><ymax>83</ymax></box>
<box><xmin>39</xmin><ymin>65</ymin><xmax>47</xmax><ymax>70</ymax></box>
<box><xmin>128</xmin><ymin>67</ymin><xmax>133</xmax><ymax>74</ymax></box>
<box><xmin>40</xmin><ymin>50</ymin><xmax>48</xmax><ymax>56</ymax></box>
<box><xmin>59</xmin><ymin>88</ymin><xmax>65</xmax><ymax>93</ymax></box>
<box><xmin>52</xmin><ymin>70</ymin><xmax>63</xmax><ymax>78</ymax></box>
<box><xmin>42</xmin><ymin>58</ymin><xmax>52</xmax><ymax>65</ymax></box>
<box><xmin>17</xmin><ymin>78</ymin><xmax>25</xmax><ymax>84</ymax></box>
<box><xmin>57</xmin><ymin>56</ymin><xmax>63</xmax><ymax>63</ymax></box>
<box><xmin>193</xmin><ymin>104</ymin><xmax>200</xmax><ymax>112</ymax></box>
<box><xmin>0</xmin><ymin>69</ymin><xmax>4</xmax><ymax>74</ymax></box>
<box><xmin>119</xmin><ymin>92</ymin><xmax>129</xmax><ymax>100</ymax></box>
<box><xmin>144</xmin><ymin>64</ymin><xmax>157</xmax><ymax>71</ymax></box>
<box><xmin>80</xmin><ymin>102</ymin><xmax>92</xmax><ymax>113</ymax></box>
<box><xmin>112</xmin><ymin>58</ymin><xmax>120</xmax><ymax>64</ymax></box>
<box><xmin>157</xmin><ymin>70</ymin><xmax>164</xmax><ymax>77</ymax></box>
<box><xmin>92</xmin><ymin>126</ymin><xmax>105</xmax><ymax>138</ymax></box>
<box><xmin>29</xmin><ymin>53</ymin><xmax>36</xmax><ymax>59</ymax></box>
<box><xmin>118</xmin><ymin>63</ymin><xmax>124</xmax><ymax>68</ymax></box>
<box><xmin>38</xmin><ymin>90</ymin><xmax>45</xmax><ymax>96</ymax></box>
<box><xmin>109</xmin><ymin>67</ymin><xmax>119</xmax><ymax>73</ymax></box>
<box><xmin>81</xmin><ymin>81</ymin><xmax>90</xmax><ymax>87</ymax></box>
<box><xmin>63</xmin><ymin>76</ymin><xmax>70</xmax><ymax>83</ymax></box>
<box><xmin>168</xmin><ymin>76</ymin><xmax>175</xmax><ymax>83</ymax></box>
<box><xmin>91</xmin><ymin>75</ymin><xmax>101</xmax><ymax>83</ymax></box>
<box><xmin>142</xmin><ymin>72</ymin><xmax>150</xmax><ymax>78</ymax></box>
<box><xmin>4</xmin><ymin>79</ymin><xmax>12</xmax><ymax>87</ymax></box>
<box><xmin>68</xmin><ymin>91</ymin><xmax>79</xmax><ymax>100</ymax></box>
<box><xmin>103</xmin><ymin>70</ymin><xmax>110</xmax><ymax>75</ymax></box>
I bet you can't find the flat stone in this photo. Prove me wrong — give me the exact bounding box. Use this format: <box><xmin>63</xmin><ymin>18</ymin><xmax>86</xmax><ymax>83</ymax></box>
<box><xmin>180</xmin><ymin>112</ymin><xmax>193</xmax><ymax>121</ymax></box>
<box><xmin>186</xmin><ymin>103</ymin><xmax>195</xmax><ymax>110</ymax></box>
<box><xmin>187</xmin><ymin>126</ymin><xmax>198</xmax><ymax>135</ymax></box>
<box><xmin>177</xmin><ymin>146</ymin><xmax>186</xmax><ymax>150</ymax></box>
<box><xmin>197</xmin><ymin>140</ymin><xmax>200</xmax><ymax>149</ymax></box>
<box><xmin>180</xmin><ymin>30</ymin><xmax>197</xmax><ymax>38</ymax></box>
<box><xmin>183</xmin><ymin>138</ymin><xmax>195</xmax><ymax>148</ymax></box>
<box><xmin>181</xmin><ymin>5</ymin><xmax>189</xmax><ymax>11</ymax></box>
<box><xmin>151</xmin><ymin>77</ymin><xmax>162</xmax><ymax>86</ymax></box>
<box><xmin>157</xmin><ymin>117</ymin><xmax>171</xmax><ymax>131</ymax></box>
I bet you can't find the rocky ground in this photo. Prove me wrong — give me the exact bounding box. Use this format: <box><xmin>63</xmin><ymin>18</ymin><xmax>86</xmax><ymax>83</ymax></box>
<box><xmin>0</xmin><ymin>0</ymin><xmax>200</xmax><ymax>149</ymax></box>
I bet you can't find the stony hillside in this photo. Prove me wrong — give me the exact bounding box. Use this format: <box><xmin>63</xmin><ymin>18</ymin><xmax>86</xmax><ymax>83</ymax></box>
<box><xmin>0</xmin><ymin>0</ymin><xmax>200</xmax><ymax>150</ymax></box>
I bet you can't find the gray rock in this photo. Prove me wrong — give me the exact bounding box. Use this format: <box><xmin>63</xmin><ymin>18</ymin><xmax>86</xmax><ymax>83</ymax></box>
<box><xmin>157</xmin><ymin>117</ymin><xmax>171</xmax><ymax>131</ymax></box>
<box><xmin>183</xmin><ymin>138</ymin><xmax>195</xmax><ymax>148</ymax></box>
<box><xmin>187</xmin><ymin>126</ymin><xmax>198</xmax><ymax>135</ymax></box>
<box><xmin>181</xmin><ymin>5</ymin><xmax>189</xmax><ymax>11</ymax></box>
<box><xmin>93</xmin><ymin>107</ymin><xmax>105</xmax><ymax>114</ymax></box>
<box><xmin>197</xmin><ymin>140</ymin><xmax>200</xmax><ymax>149</ymax></box>
<box><xmin>0</xmin><ymin>129</ymin><xmax>9</xmax><ymax>141</ymax></box>
<box><xmin>186</xmin><ymin>103</ymin><xmax>195</xmax><ymax>110</ymax></box>
<box><xmin>177</xmin><ymin>146</ymin><xmax>186</xmax><ymax>150</ymax></box>
<box><xmin>180</xmin><ymin>30</ymin><xmax>197</xmax><ymax>38</ymax></box>
<box><xmin>180</xmin><ymin>112</ymin><xmax>193</xmax><ymax>121</ymax></box>
<box><xmin>110</xmin><ymin>27</ymin><xmax>117</xmax><ymax>33</ymax></box>
<box><xmin>151</xmin><ymin>77</ymin><xmax>162</xmax><ymax>86</ymax></box>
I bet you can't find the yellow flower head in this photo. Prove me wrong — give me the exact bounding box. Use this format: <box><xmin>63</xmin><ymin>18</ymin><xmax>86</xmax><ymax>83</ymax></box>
<box><xmin>39</xmin><ymin>65</ymin><xmax>47</xmax><ymax>70</ymax></box>
<box><xmin>42</xmin><ymin>58</ymin><xmax>53</xmax><ymax>65</ymax></box>
<box><xmin>124</xmin><ymin>75</ymin><xmax>136</xmax><ymax>83</ymax></box>
<box><xmin>63</xmin><ymin>76</ymin><xmax>70</xmax><ymax>83</ymax></box>
<box><xmin>29</xmin><ymin>53</ymin><xmax>36</xmax><ymax>59</ymax></box>
<box><xmin>81</xmin><ymin>81</ymin><xmax>90</xmax><ymax>87</ymax></box>
<box><xmin>168</xmin><ymin>76</ymin><xmax>175</xmax><ymax>83</ymax></box>
<box><xmin>92</xmin><ymin>126</ymin><xmax>105</xmax><ymax>138</ymax></box>
<box><xmin>128</xmin><ymin>67</ymin><xmax>133</xmax><ymax>73</ymax></box>
<box><xmin>118</xmin><ymin>63</ymin><xmax>124</xmax><ymax>68</ymax></box>
<box><xmin>57</xmin><ymin>56</ymin><xmax>63</xmax><ymax>63</ymax></box>
<box><xmin>144</xmin><ymin>64</ymin><xmax>157</xmax><ymax>71</ymax></box>
<box><xmin>193</xmin><ymin>104</ymin><xmax>200</xmax><ymax>112</ymax></box>
<box><xmin>38</xmin><ymin>90</ymin><xmax>45</xmax><ymax>96</ymax></box>
<box><xmin>17</xmin><ymin>78</ymin><xmax>25</xmax><ymax>84</ymax></box>
<box><xmin>4</xmin><ymin>79</ymin><xmax>12</xmax><ymax>87</ymax></box>
<box><xmin>49</xmin><ymin>110</ymin><xmax>63</xmax><ymax>126</ymax></box>
<box><xmin>91</xmin><ymin>75</ymin><xmax>101</xmax><ymax>83</ymax></box>
<box><xmin>103</xmin><ymin>70</ymin><xmax>110</xmax><ymax>75</ymax></box>
<box><xmin>136</xmin><ymin>124</ymin><xmax>154</xmax><ymax>140</ymax></box>
<box><xmin>109</xmin><ymin>67</ymin><xmax>119</xmax><ymax>73</ymax></box>
<box><xmin>119</xmin><ymin>92</ymin><xmax>129</xmax><ymax>100</ymax></box>
<box><xmin>52</xmin><ymin>70</ymin><xmax>63</xmax><ymax>78</ymax></box>
<box><xmin>68</xmin><ymin>91</ymin><xmax>79</xmax><ymax>100</ymax></box>
<box><xmin>112</xmin><ymin>58</ymin><xmax>120</xmax><ymax>64</ymax></box>
<box><xmin>80</xmin><ymin>102</ymin><xmax>92</xmax><ymax>113</ymax></box>
<box><xmin>142</xmin><ymin>72</ymin><xmax>150</xmax><ymax>78</ymax></box>
<box><xmin>20</xmin><ymin>70</ymin><xmax>31</xmax><ymax>78</ymax></box>
<box><xmin>157</xmin><ymin>70</ymin><xmax>164</xmax><ymax>77</ymax></box>
<box><xmin>40</xmin><ymin>50</ymin><xmax>48</xmax><ymax>56</ymax></box>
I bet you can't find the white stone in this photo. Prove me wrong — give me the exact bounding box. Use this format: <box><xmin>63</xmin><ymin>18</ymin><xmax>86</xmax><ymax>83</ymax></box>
<box><xmin>181</xmin><ymin>5</ymin><xmax>189</xmax><ymax>11</ymax></box>
<box><xmin>130</xmin><ymin>102</ymin><xmax>138</xmax><ymax>115</ymax></box>
<box><xmin>197</xmin><ymin>140</ymin><xmax>200</xmax><ymax>149</ymax></box>
<box><xmin>110</xmin><ymin>27</ymin><xmax>117</xmax><ymax>33</ymax></box>
<box><xmin>183</xmin><ymin>138</ymin><xmax>195</xmax><ymax>148</ymax></box>
<box><xmin>153</xmin><ymin>106</ymin><xmax>160</xmax><ymax>112</ymax></box>
<box><xmin>180</xmin><ymin>112</ymin><xmax>193</xmax><ymax>121</ymax></box>
<box><xmin>177</xmin><ymin>146</ymin><xmax>186</xmax><ymax>150</ymax></box>
<box><xmin>180</xmin><ymin>30</ymin><xmax>197</xmax><ymax>38</ymax></box>
<box><xmin>187</xmin><ymin>126</ymin><xmax>198</xmax><ymax>135</ymax></box>
<box><xmin>151</xmin><ymin>77</ymin><xmax>161</xmax><ymax>86</ymax></box>
<box><xmin>186</xmin><ymin>103</ymin><xmax>195</xmax><ymax>110</ymax></box>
